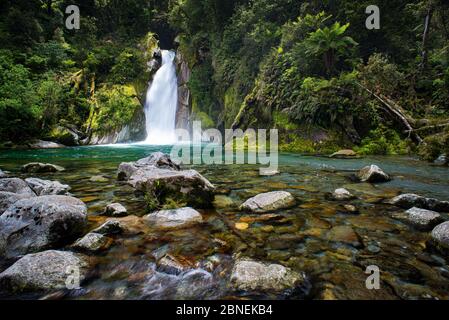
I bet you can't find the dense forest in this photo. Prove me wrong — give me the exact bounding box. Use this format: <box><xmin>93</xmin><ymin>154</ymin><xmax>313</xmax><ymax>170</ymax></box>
<box><xmin>1</xmin><ymin>0</ymin><xmax>448</xmax><ymax>162</ymax></box>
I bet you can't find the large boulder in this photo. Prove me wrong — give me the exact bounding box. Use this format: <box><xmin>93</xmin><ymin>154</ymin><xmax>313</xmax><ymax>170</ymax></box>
<box><xmin>0</xmin><ymin>178</ymin><xmax>36</xmax><ymax>196</ymax></box>
<box><xmin>22</xmin><ymin>162</ymin><xmax>65</xmax><ymax>173</ymax></box>
<box><xmin>25</xmin><ymin>178</ymin><xmax>70</xmax><ymax>196</ymax></box>
<box><xmin>144</xmin><ymin>207</ymin><xmax>203</xmax><ymax>230</ymax></box>
<box><xmin>402</xmin><ymin>207</ymin><xmax>443</xmax><ymax>230</ymax></box>
<box><xmin>230</xmin><ymin>258</ymin><xmax>307</xmax><ymax>296</ymax></box>
<box><xmin>0</xmin><ymin>195</ymin><xmax>88</xmax><ymax>258</ymax></box>
<box><xmin>431</xmin><ymin>221</ymin><xmax>449</xmax><ymax>250</ymax></box>
<box><xmin>0</xmin><ymin>250</ymin><xmax>89</xmax><ymax>293</ymax></box>
<box><xmin>240</xmin><ymin>191</ymin><xmax>295</xmax><ymax>213</ymax></box>
<box><xmin>0</xmin><ymin>192</ymin><xmax>35</xmax><ymax>214</ymax></box>
<box><xmin>117</xmin><ymin>152</ymin><xmax>180</xmax><ymax>180</ymax></box>
<box><xmin>356</xmin><ymin>165</ymin><xmax>390</xmax><ymax>183</ymax></box>
<box><xmin>388</xmin><ymin>194</ymin><xmax>449</xmax><ymax>212</ymax></box>
<box><xmin>118</xmin><ymin>153</ymin><xmax>214</xmax><ymax>208</ymax></box>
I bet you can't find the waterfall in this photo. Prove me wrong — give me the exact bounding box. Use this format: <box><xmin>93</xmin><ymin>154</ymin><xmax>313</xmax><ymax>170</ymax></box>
<box><xmin>144</xmin><ymin>50</ymin><xmax>178</xmax><ymax>145</ymax></box>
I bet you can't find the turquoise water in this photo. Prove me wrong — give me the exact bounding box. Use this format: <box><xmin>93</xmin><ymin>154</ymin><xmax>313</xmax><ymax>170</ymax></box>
<box><xmin>1</xmin><ymin>145</ymin><xmax>449</xmax><ymax>300</ymax></box>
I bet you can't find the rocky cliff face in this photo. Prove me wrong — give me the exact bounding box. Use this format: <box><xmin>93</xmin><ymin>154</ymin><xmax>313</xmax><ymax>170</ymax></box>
<box><xmin>175</xmin><ymin>51</ymin><xmax>192</xmax><ymax>132</ymax></box>
<box><xmin>87</xmin><ymin>107</ymin><xmax>147</xmax><ymax>145</ymax></box>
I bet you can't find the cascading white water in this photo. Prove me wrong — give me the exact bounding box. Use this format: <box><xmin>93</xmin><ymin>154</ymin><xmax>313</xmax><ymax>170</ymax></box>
<box><xmin>144</xmin><ymin>50</ymin><xmax>178</xmax><ymax>144</ymax></box>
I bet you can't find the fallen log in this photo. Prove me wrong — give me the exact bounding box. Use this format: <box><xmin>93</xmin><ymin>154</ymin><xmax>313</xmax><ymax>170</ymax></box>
<box><xmin>356</xmin><ymin>82</ymin><xmax>423</xmax><ymax>144</ymax></box>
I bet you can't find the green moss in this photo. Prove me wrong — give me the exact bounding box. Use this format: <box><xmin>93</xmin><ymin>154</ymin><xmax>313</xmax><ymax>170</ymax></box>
<box><xmin>355</xmin><ymin>126</ymin><xmax>410</xmax><ymax>155</ymax></box>
<box><xmin>418</xmin><ymin>132</ymin><xmax>449</xmax><ymax>161</ymax></box>
<box><xmin>224</xmin><ymin>86</ymin><xmax>243</xmax><ymax>128</ymax></box>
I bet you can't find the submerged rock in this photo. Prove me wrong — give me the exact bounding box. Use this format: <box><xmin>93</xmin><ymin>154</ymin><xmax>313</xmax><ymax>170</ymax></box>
<box><xmin>21</xmin><ymin>162</ymin><xmax>65</xmax><ymax>173</ymax></box>
<box><xmin>71</xmin><ymin>232</ymin><xmax>112</xmax><ymax>253</ymax></box>
<box><xmin>259</xmin><ymin>169</ymin><xmax>280</xmax><ymax>176</ymax></box>
<box><xmin>388</xmin><ymin>193</ymin><xmax>449</xmax><ymax>212</ymax></box>
<box><xmin>342</xmin><ymin>204</ymin><xmax>359</xmax><ymax>213</ymax></box>
<box><xmin>326</xmin><ymin>226</ymin><xmax>361</xmax><ymax>247</ymax></box>
<box><xmin>0</xmin><ymin>178</ymin><xmax>36</xmax><ymax>196</ymax></box>
<box><xmin>0</xmin><ymin>250</ymin><xmax>89</xmax><ymax>293</ymax></box>
<box><xmin>240</xmin><ymin>191</ymin><xmax>295</xmax><ymax>213</ymax></box>
<box><xmin>331</xmin><ymin>188</ymin><xmax>355</xmax><ymax>201</ymax></box>
<box><xmin>103</xmin><ymin>203</ymin><xmax>128</xmax><ymax>217</ymax></box>
<box><xmin>25</xmin><ymin>178</ymin><xmax>70</xmax><ymax>196</ymax></box>
<box><xmin>118</xmin><ymin>153</ymin><xmax>214</xmax><ymax>208</ymax></box>
<box><xmin>230</xmin><ymin>258</ymin><xmax>307</xmax><ymax>296</ymax></box>
<box><xmin>330</xmin><ymin>149</ymin><xmax>358</xmax><ymax>159</ymax></box>
<box><xmin>156</xmin><ymin>254</ymin><xmax>195</xmax><ymax>275</ymax></box>
<box><xmin>356</xmin><ymin>165</ymin><xmax>390</xmax><ymax>183</ymax></box>
<box><xmin>0</xmin><ymin>195</ymin><xmax>87</xmax><ymax>258</ymax></box>
<box><xmin>144</xmin><ymin>207</ymin><xmax>203</xmax><ymax>230</ymax></box>
<box><xmin>402</xmin><ymin>207</ymin><xmax>443</xmax><ymax>230</ymax></box>
<box><xmin>89</xmin><ymin>175</ymin><xmax>108</xmax><ymax>183</ymax></box>
<box><xmin>92</xmin><ymin>219</ymin><xmax>124</xmax><ymax>235</ymax></box>
<box><xmin>213</xmin><ymin>195</ymin><xmax>235</xmax><ymax>209</ymax></box>
<box><xmin>431</xmin><ymin>221</ymin><xmax>449</xmax><ymax>250</ymax></box>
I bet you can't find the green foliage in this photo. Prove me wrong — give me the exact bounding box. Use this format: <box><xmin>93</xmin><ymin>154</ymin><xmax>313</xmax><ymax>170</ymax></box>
<box><xmin>304</xmin><ymin>22</ymin><xmax>358</xmax><ymax>75</ymax></box>
<box><xmin>110</xmin><ymin>48</ymin><xmax>145</xmax><ymax>84</ymax></box>
<box><xmin>92</xmin><ymin>85</ymin><xmax>141</xmax><ymax>133</ymax></box>
<box><xmin>418</xmin><ymin>132</ymin><xmax>449</xmax><ymax>161</ymax></box>
<box><xmin>355</xmin><ymin>126</ymin><xmax>410</xmax><ymax>155</ymax></box>
<box><xmin>0</xmin><ymin>51</ymin><xmax>40</xmax><ymax>141</ymax></box>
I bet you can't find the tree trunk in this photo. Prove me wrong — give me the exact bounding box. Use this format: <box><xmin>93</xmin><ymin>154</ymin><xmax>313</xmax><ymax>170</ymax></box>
<box><xmin>420</xmin><ymin>4</ymin><xmax>434</xmax><ymax>71</ymax></box>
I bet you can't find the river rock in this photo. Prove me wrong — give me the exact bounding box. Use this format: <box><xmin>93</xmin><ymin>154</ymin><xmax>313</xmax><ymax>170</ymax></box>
<box><xmin>230</xmin><ymin>258</ymin><xmax>307</xmax><ymax>295</ymax></box>
<box><xmin>25</xmin><ymin>178</ymin><xmax>70</xmax><ymax>196</ymax></box>
<box><xmin>0</xmin><ymin>195</ymin><xmax>87</xmax><ymax>258</ymax></box>
<box><xmin>403</xmin><ymin>207</ymin><xmax>443</xmax><ymax>230</ymax></box>
<box><xmin>240</xmin><ymin>191</ymin><xmax>295</xmax><ymax>213</ymax></box>
<box><xmin>0</xmin><ymin>178</ymin><xmax>36</xmax><ymax>195</ymax></box>
<box><xmin>331</xmin><ymin>188</ymin><xmax>355</xmax><ymax>201</ymax></box>
<box><xmin>388</xmin><ymin>194</ymin><xmax>449</xmax><ymax>212</ymax></box>
<box><xmin>118</xmin><ymin>153</ymin><xmax>214</xmax><ymax>208</ymax></box>
<box><xmin>21</xmin><ymin>162</ymin><xmax>65</xmax><ymax>173</ymax></box>
<box><xmin>431</xmin><ymin>221</ymin><xmax>449</xmax><ymax>250</ymax></box>
<box><xmin>434</xmin><ymin>154</ymin><xmax>448</xmax><ymax>166</ymax></box>
<box><xmin>356</xmin><ymin>165</ymin><xmax>390</xmax><ymax>183</ymax></box>
<box><xmin>143</xmin><ymin>207</ymin><xmax>203</xmax><ymax>230</ymax></box>
<box><xmin>118</xmin><ymin>152</ymin><xmax>180</xmax><ymax>180</ymax></box>
<box><xmin>0</xmin><ymin>250</ymin><xmax>89</xmax><ymax>293</ymax></box>
<box><xmin>326</xmin><ymin>226</ymin><xmax>361</xmax><ymax>247</ymax></box>
<box><xmin>27</xmin><ymin>140</ymin><xmax>65</xmax><ymax>149</ymax></box>
<box><xmin>330</xmin><ymin>149</ymin><xmax>358</xmax><ymax>159</ymax></box>
<box><xmin>0</xmin><ymin>169</ymin><xmax>6</xmax><ymax>178</ymax></box>
<box><xmin>92</xmin><ymin>219</ymin><xmax>124</xmax><ymax>235</ymax></box>
<box><xmin>103</xmin><ymin>203</ymin><xmax>128</xmax><ymax>217</ymax></box>
<box><xmin>89</xmin><ymin>175</ymin><xmax>108</xmax><ymax>183</ymax></box>
<box><xmin>156</xmin><ymin>254</ymin><xmax>195</xmax><ymax>275</ymax></box>
<box><xmin>71</xmin><ymin>232</ymin><xmax>112</xmax><ymax>253</ymax></box>
<box><xmin>0</xmin><ymin>191</ymin><xmax>35</xmax><ymax>214</ymax></box>
<box><xmin>342</xmin><ymin>204</ymin><xmax>359</xmax><ymax>213</ymax></box>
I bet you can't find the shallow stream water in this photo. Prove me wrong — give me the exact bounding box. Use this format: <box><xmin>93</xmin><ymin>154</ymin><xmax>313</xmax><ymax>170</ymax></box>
<box><xmin>1</xmin><ymin>145</ymin><xmax>449</xmax><ymax>300</ymax></box>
